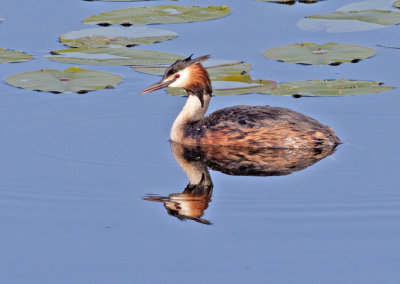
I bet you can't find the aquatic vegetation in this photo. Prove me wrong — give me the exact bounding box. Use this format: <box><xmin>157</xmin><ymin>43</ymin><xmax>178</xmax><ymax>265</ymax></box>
<box><xmin>298</xmin><ymin>0</ymin><xmax>400</xmax><ymax>32</ymax></box>
<box><xmin>263</xmin><ymin>42</ymin><xmax>376</xmax><ymax>65</ymax></box>
<box><xmin>82</xmin><ymin>5</ymin><xmax>231</xmax><ymax>26</ymax></box>
<box><xmin>0</xmin><ymin>47</ymin><xmax>33</xmax><ymax>64</ymax></box>
<box><xmin>395</xmin><ymin>0</ymin><xmax>400</xmax><ymax>8</ymax></box>
<box><xmin>266</xmin><ymin>79</ymin><xmax>395</xmax><ymax>97</ymax></box>
<box><xmin>59</xmin><ymin>27</ymin><xmax>177</xmax><ymax>48</ymax></box>
<box><xmin>257</xmin><ymin>0</ymin><xmax>320</xmax><ymax>4</ymax></box>
<box><xmin>132</xmin><ymin>59</ymin><xmax>252</xmax><ymax>78</ymax></box>
<box><xmin>167</xmin><ymin>74</ymin><xmax>277</xmax><ymax>96</ymax></box>
<box><xmin>47</xmin><ymin>48</ymin><xmax>183</xmax><ymax>66</ymax></box>
<box><xmin>5</xmin><ymin>66</ymin><xmax>122</xmax><ymax>93</ymax></box>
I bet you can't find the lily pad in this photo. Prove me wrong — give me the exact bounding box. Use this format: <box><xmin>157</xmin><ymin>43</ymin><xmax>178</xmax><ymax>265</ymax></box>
<box><xmin>263</xmin><ymin>42</ymin><xmax>376</xmax><ymax>65</ymax></box>
<box><xmin>5</xmin><ymin>66</ymin><xmax>122</xmax><ymax>93</ymax></box>
<box><xmin>132</xmin><ymin>59</ymin><xmax>252</xmax><ymax>78</ymax></box>
<box><xmin>395</xmin><ymin>0</ymin><xmax>400</xmax><ymax>8</ymax></box>
<box><xmin>167</xmin><ymin>74</ymin><xmax>277</xmax><ymax>96</ymax></box>
<box><xmin>0</xmin><ymin>47</ymin><xmax>33</xmax><ymax>64</ymax></box>
<box><xmin>338</xmin><ymin>0</ymin><xmax>398</xmax><ymax>12</ymax></box>
<box><xmin>265</xmin><ymin>79</ymin><xmax>394</xmax><ymax>97</ymax></box>
<box><xmin>60</xmin><ymin>27</ymin><xmax>177</xmax><ymax>48</ymax></box>
<box><xmin>47</xmin><ymin>48</ymin><xmax>183</xmax><ymax>66</ymax></box>
<box><xmin>82</xmin><ymin>5</ymin><xmax>230</xmax><ymax>26</ymax></box>
<box><xmin>298</xmin><ymin>9</ymin><xmax>400</xmax><ymax>32</ymax></box>
<box><xmin>257</xmin><ymin>0</ymin><xmax>320</xmax><ymax>4</ymax></box>
<box><xmin>85</xmin><ymin>0</ymin><xmax>154</xmax><ymax>1</ymax></box>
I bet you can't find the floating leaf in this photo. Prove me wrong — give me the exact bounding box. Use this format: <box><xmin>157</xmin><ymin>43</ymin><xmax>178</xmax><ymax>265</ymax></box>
<box><xmin>167</xmin><ymin>74</ymin><xmax>277</xmax><ymax>96</ymax></box>
<box><xmin>298</xmin><ymin>10</ymin><xmax>400</xmax><ymax>32</ymax></box>
<box><xmin>395</xmin><ymin>0</ymin><xmax>400</xmax><ymax>8</ymax></box>
<box><xmin>132</xmin><ymin>59</ymin><xmax>252</xmax><ymax>78</ymax></box>
<box><xmin>5</xmin><ymin>66</ymin><xmax>122</xmax><ymax>93</ymax></box>
<box><xmin>60</xmin><ymin>27</ymin><xmax>177</xmax><ymax>48</ymax></box>
<box><xmin>47</xmin><ymin>48</ymin><xmax>183</xmax><ymax>66</ymax></box>
<box><xmin>257</xmin><ymin>0</ymin><xmax>320</xmax><ymax>4</ymax></box>
<box><xmin>338</xmin><ymin>0</ymin><xmax>398</xmax><ymax>12</ymax></box>
<box><xmin>82</xmin><ymin>5</ymin><xmax>230</xmax><ymax>26</ymax></box>
<box><xmin>265</xmin><ymin>79</ymin><xmax>394</xmax><ymax>97</ymax></box>
<box><xmin>263</xmin><ymin>42</ymin><xmax>375</xmax><ymax>65</ymax></box>
<box><xmin>0</xmin><ymin>47</ymin><xmax>33</xmax><ymax>64</ymax></box>
<box><xmin>85</xmin><ymin>0</ymin><xmax>155</xmax><ymax>1</ymax></box>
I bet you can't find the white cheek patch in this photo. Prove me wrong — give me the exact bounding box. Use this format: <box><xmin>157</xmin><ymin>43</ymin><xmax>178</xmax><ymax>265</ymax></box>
<box><xmin>168</xmin><ymin>68</ymin><xmax>191</xmax><ymax>88</ymax></box>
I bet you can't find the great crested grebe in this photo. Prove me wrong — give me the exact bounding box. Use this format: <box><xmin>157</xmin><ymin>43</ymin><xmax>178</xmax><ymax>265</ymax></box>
<box><xmin>141</xmin><ymin>55</ymin><xmax>340</xmax><ymax>148</ymax></box>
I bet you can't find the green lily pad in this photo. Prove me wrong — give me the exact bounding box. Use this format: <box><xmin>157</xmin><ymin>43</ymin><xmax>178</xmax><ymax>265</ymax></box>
<box><xmin>395</xmin><ymin>0</ymin><xmax>400</xmax><ymax>8</ymax></box>
<box><xmin>85</xmin><ymin>0</ymin><xmax>155</xmax><ymax>1</ymax></box>
<box><xmin>47</xmin><ymin>48</ymin><xmax>183</xmax><ymax>66</ymax></box>
<box><xmin>0</xmin><ymin>47</ymin><xmax>33</xmax><ymax>64</ymax></box>
<box><xmin>257</xmin><ymin>0</ymin><xmax>320</xmax><ymax>4</ymax></box>
<box><xmin>60</xmin><ymin>27</ymin><xmax>177</xmax><ymax>48</ymax></box>
<box><xmin>167</xmin><ymin>74</ymin><xmax>277</xmax><ymax>96</ymax></box>
<box><xmin>82</xmin><ymin>5</ymin><xmax>230</xmax><ymax>26</ymax></box>
<box><xmin>132</xmin><ymin>59</ymin><xmax>252</xmax><ymax>78</ymax></box>
<box><xmin>298</xmin><ymin>9</ymin><xmax>400</xmax><ymax>32</ymax></box>
<box><xmin>5</xmin><ymin>66</ymin><xmax>122</xmax><ymax>93</ymax></box>
<box><xmin>263</xmin><ymin>42</ymin><xmax>376</xmax><ymax>65</ymax></box>
<box><xmin>265</xmin><ymin>79</ymin><xmax>394</xmax><ymax>97</ymax></box>
<box><xmin>338</xmin><ymin>0</ymin><xmax>398</xmax><ymax>11</ymax></box>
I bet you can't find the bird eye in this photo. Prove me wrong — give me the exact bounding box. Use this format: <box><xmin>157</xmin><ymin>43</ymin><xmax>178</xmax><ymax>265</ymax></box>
<box><xmin>175</xmin><ymin>74</ymin><xmax>180</xmax><ymax>78</ymax></box>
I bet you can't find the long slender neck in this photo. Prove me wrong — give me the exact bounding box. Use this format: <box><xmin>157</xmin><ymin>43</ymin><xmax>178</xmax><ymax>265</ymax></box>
<box><xmin>170</xmin><ymin>93</ymin><xmax>211</xmax><ymax>142</ymax></box>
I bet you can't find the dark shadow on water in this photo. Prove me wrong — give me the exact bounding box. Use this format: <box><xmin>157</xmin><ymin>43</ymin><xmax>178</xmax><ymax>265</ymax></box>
<box><xmin>143</xmin><ymin>142</ymin><xmax>338</xmax><ymax>225</ymax></box>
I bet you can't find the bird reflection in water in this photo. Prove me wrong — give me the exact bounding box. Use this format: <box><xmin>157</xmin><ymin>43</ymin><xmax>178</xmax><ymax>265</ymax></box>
<box><xmin>143</xmin><ymin>141</ymin><xmax>338</xmax><ymax>225</ymax></box>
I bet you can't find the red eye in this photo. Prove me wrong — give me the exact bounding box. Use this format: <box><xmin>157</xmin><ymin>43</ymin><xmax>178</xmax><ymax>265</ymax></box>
<box><xmin>175</xmin><ymin>74</ymin><xmax>180</xmax><ymax>78</ymax></box>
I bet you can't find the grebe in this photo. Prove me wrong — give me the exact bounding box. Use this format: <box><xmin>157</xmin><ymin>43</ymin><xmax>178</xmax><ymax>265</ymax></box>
<box><xmin>141</xmin><ymin>55</ymin><xmax>340</xmax><ymax>148</ymax></box>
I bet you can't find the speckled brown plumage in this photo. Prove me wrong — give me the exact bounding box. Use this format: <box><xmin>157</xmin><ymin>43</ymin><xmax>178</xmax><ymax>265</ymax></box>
<box><xmin>182</xmin><ymin>105</ymin><xmax>340</xmax><ymax>149</ymax></box>
<box><xmin>141</xmin><ymin>55</ymin><xmax>341</xmax><ymax>149</ymax></box>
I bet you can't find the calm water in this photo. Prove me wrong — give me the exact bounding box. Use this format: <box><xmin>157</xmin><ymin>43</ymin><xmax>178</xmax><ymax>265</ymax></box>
<box><xmin>1</xmin><ymin>0</ymin><xmax>399</xmax><ymax>283</ymax></box>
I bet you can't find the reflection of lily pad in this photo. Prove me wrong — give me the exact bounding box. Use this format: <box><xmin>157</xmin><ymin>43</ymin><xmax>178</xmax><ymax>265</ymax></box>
<box><xmin>0</xmin><ymin>47</ymin><xmax>33</xmax><ymax>64</ymax></box>
<box><xmin>83</xmin><ymin>5</ymin><xmax>230</xmax><ymax>26</ymax></box>
<box><xmin>132</xmin><ymin>59</ymin><xmax>252</xmax><ymax>78</ymax></box>
<box><xmin>266</xmin><ymin>79</ymin><xmax>394</xmax><ymax>97</ymax></box>
<box><xmin>298</xmin><ymin>10</ymin><xmax>400</xmax><ymax>32</ymax></box>
<box><xmin>60</xmin><ymin>27</ymin><xmax>177</xmax><ymax>48</ymax></box>
<box><xmin>167</xmin><ymin>74</ymin><xmax>277</xmax><ymax>96</ymax></box>
<box><xmin>263</xmin><ymin>42</ymin><xmax>376</xmax><ymax>65</ymax></box>
<box><xmin>5</xmin><ymin>66</ymin><xmax>123</xmax><ymax>93</ymax></box>
<box><xmin>47</xmin><ymin>48</ymin><xmax>183</xmax><ymax>66</ymax></box>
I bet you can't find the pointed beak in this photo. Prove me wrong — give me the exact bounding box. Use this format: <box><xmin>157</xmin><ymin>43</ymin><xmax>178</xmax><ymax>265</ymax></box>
<box><xmin>140</xmin><ymin>78</ymin><xmax>176</xmax><ymax>94</ymax></box>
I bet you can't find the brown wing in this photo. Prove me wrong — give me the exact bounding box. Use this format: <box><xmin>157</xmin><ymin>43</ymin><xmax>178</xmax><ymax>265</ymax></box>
<box><xmin>183</xmin><ymin>105</ymin><xmax>340</xmax><ymax>148</ymax></box>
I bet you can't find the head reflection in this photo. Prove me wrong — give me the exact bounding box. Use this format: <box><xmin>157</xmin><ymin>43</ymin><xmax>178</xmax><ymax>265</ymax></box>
<box><xmin>143</xmin><ymin>142</ymin><xmax>337</xmax><ymax>225</ymax></box>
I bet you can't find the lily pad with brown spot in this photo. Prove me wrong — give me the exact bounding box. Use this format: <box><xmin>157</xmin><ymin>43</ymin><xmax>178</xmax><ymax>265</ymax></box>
<box><xmin>263</xmin><ymin>42</ymin><xmax>376</xmax><ymax>65</ymax></box>
<box><xmin>5</xmin><ymin>66</ymin><xmax>122</xmax><ymax>93</ymax></box>
<box><xmin>60</xmin><ymin>27</ymin><xmax>177</xmax><ymax>48</ymax></box>
<box><xmin>265</xmin><ymin>79</ymin><xmax>395</xmax><ymax>97</ymax></box>
<box><xmin>0</xmin><ymin>47</ymin><xmax>33</xmax><ymax>64</ymax></box>
<box><xmin>47</xmin><ymin>48</ymin><xmax>183</xmax><ymax>66</ymax></box>
<box><xmin>82</xmin><ymin>5</ymin><xmax>231</xmax><ymax>26</ymax></box>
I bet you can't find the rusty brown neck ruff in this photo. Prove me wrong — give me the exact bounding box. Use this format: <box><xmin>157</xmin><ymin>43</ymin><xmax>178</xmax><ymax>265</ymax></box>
<box><xmin>170</xmin><ymin>64</ymin><xmax>212</xmax><ymax>143</ymax></box>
